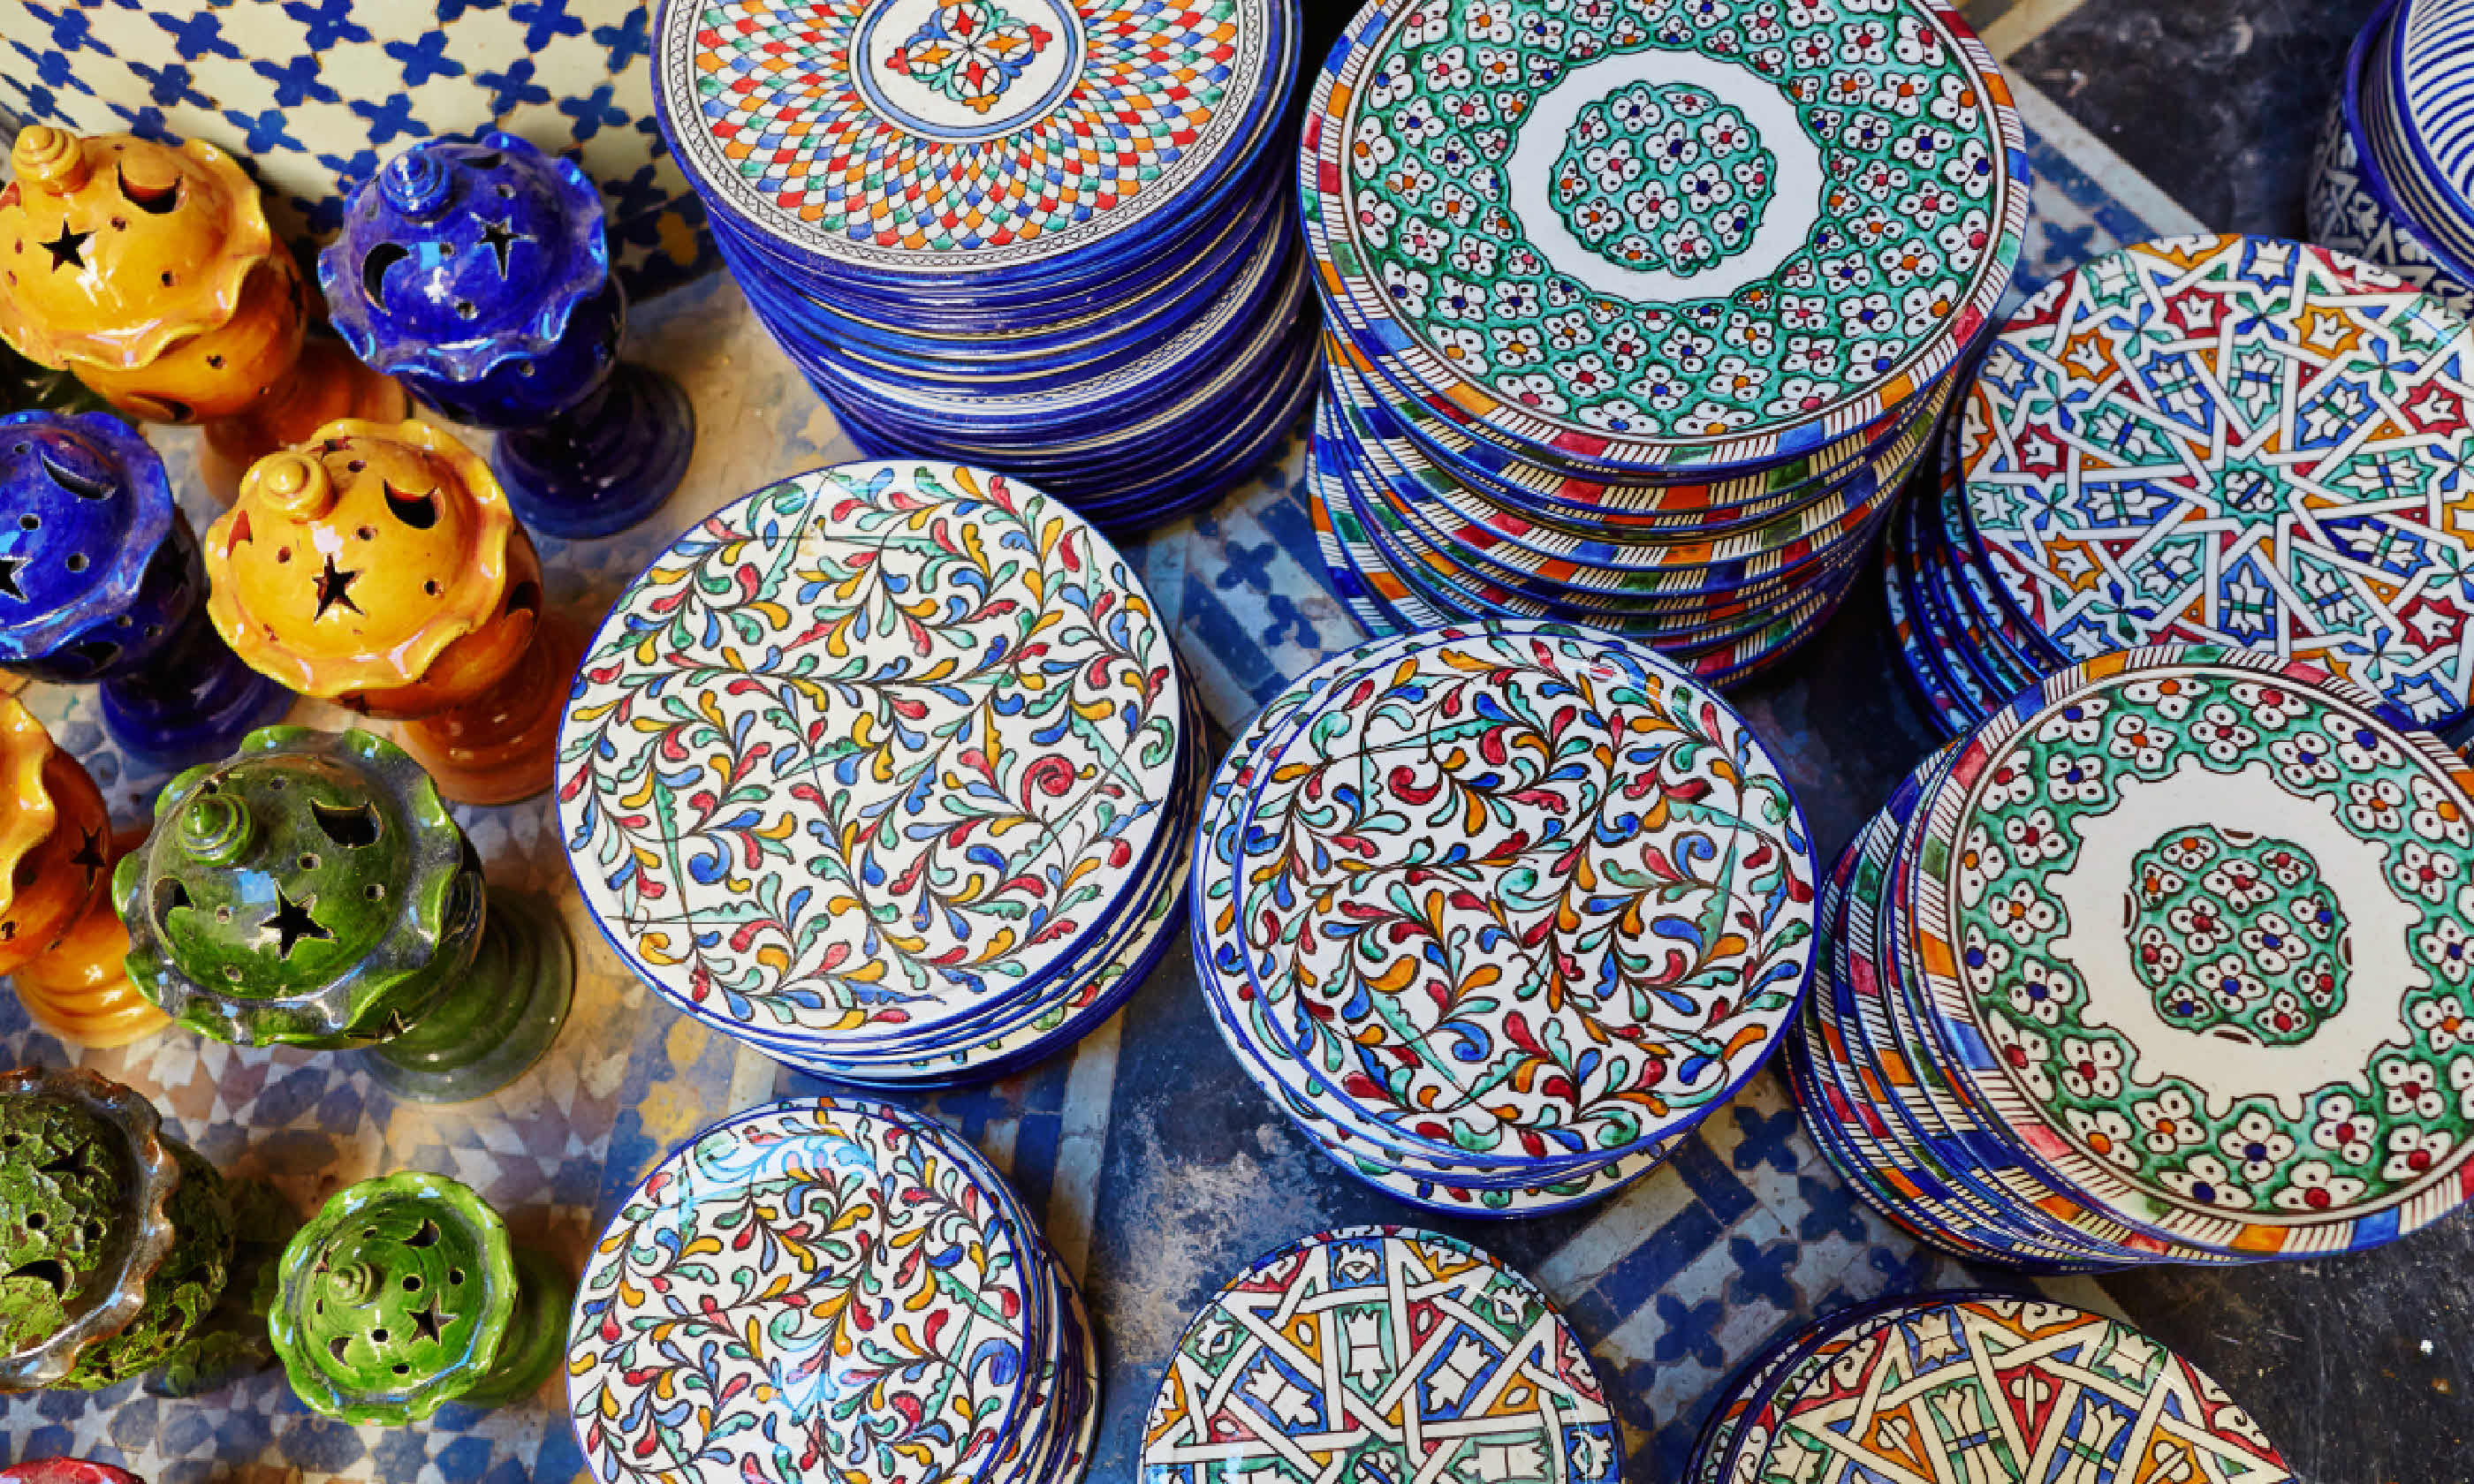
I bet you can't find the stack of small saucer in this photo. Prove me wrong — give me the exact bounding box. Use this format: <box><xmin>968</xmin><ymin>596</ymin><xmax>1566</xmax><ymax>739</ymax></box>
<box><xmin>2311</xmin><ymin>0</ymin><xmax>2474</xmax><ymax>314</ymax></box>
<box><xmin>1142</xmin><ymin>1227</ymin><xmax>1621</xmax><ymax>1484</ymax></box>
<box><xmin>569</xmin><ymin>1097</ymin><xmax>1097</xmax><ymax>1484</ymax></box>
<box><xmin>1894</xmin><ymin>235</ymin><xmax>2474</xmax><ymax>738</ymax></box>
<box><xmin>649</xmin><ymin>0</ymin><xmax>1312</xmax><ymax>527</ymax></box>
<box><xmin>1687</xmin><ymin>1293</ymin><xmax>2294</xmax><ymax>1483</ymax></box>
<box><xmin>558</xmin><ymin>459</ymin><xmax>1198</xmax><ymax>1088</ymax></box>
<box><xmin>1299</xmin><ymin>0</ymin><xmax>2027</xmax><ymax>681</ymax></box>
<box><xmin>1793</xmin><ymin>644</ymin><xmax>2474</xmax><ymax>1268</ymax></box>
<box><xmin>1192</xmin><ymin>620</ymin><xmax>1818</xmax><ymax>1217</ymax></box>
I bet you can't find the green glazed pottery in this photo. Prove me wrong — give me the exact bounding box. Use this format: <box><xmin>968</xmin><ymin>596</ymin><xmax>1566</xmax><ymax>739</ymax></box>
<box><xmin>111</xmin><ymin>725</ymin><xmax>573</xmax><ymax>1102</ymax></box>
<box><xmin>268</xmin><ymin>1172</ymin><xmax>569</xmax><ymax>1423</ymax></box>
<box><xmin>0</xmin><ymin>1065</ymin><xmax>233</xmax><ymax>1393</ymax></box>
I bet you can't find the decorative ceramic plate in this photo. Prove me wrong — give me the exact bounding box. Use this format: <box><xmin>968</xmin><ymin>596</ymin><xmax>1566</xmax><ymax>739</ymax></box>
<box><xmin>1910</xmin><ymin>647</ymin><xmax>2474</xmax><ymax>1255</ymax></box>
<box><xmin>2371</xmin><ymin>2</ymin><xmax>2474</xmax><ymax>270</ymax></box>
<box><xmin>1191</xmin><ymin>647</ymin><xmax>1688</xmax><ymax>1212</ymax></box>
<box><xmin>1837</xmin><ymin>753</ymin><xmax>2160</xmax><ymax>1267</ymax></box>
<box><xmin>1925</xmin><ymin>433</ymin><xmax>2052</xmax><ymax>685</ymax></box>
<box><xmin>814</xmin><ymin>254</ymin><xmax>1309</xmax><ymax>437</ymax></box>
<box><xmin>2395</xmin><ymin>0</ymin><xmax>2474</xmax><ymax>222</ymax></box>
<box><xmin>558</xmin><ymin>459</ymin><xmax>1182</xmax><ymax>1049</ymax></box>
<box><xmin>1216</xmin><ymin>622</ymin><xmax>1817</xmax><ymax>1165</ymax></box>
<box><xmin>776</xmin><ymin>710</ymin><xmax>1198</xmax><ymax>1085</ymax></box>
<box><xmin>1959</xmin><ymin>234</ymin><xmax>2474</xmax><ymax>729</ymax></box>
<box><xmin>1310</xmin><ymin>444</ymin><xmax>1862</xmax><ymax>679</ymax></box>
<box><xmin>1800</xmin><ymin>768</ymin><xmax>2100</xmax><ymax>1269</ymax></box>
<box><xmin>1337</xmin><ymin>372</ymin><xmax>1935</xmax><ymax>596</ymax></box>
<box><xmin>1302</xmin><ymin>0</ymin><xmax>2026</xmax><ymax>470</ymax></box>
<box><xmin>2304</xmin><ymin>11</ymin><xmax>2474</xmax><ymax>320</ymax></box>
<box><xmin>656</xmin><ymin>0</ymin><xmax>1282</xmax><ymax>274</ymax></box>
<box><xmin>1324</xmin><ymin>333</ymin><xmax>1937</xmax><ymax>531</ymax></box>
<box><xmin>1330</xmin><ymin>410</ymin><xmax>1886</xmax><ymax>619</ymax></box>
<box><xmin>1734</xmin><ymin>1298</ymin><xmax>2293</xmax><ymax>1484</ymax></box>
<box><xmin>1139</xmin><ymin>1227</ymin><xmax>1620</xmax><ymax>1484</ymax></box>
<box><xmin>1334</xmin><ymin>354</ymin><xmax>1951</xmax><ymax>574</ymax></box>
<box><xmin>567</xmin><ymin>1098</ymin><xmax>1060</xmax><ymax>1484</ymax></box>
<box><xmin>1810</xmin><ymin>768</ymin><xmax>2078</xmax><ymax>1267</ymax></box>
<box><xmin>1192</xmin><ymin>628</ymin><xmax>1534</xmax><ymax>1173</ymax></box>
<box><xmin>1705</xmin><ymin>1298</ymin><xmax>1929</xmax><ymax>1483</ymax></box>
<box><xmin>1885</xmin><ymin>731</ymin><xmax>2246</xmax><ymax>1267</ymax></box>
<box><xmin>811</xmin><ymin>680</ymin><xmax>1201</xmax><ymax>1061</ymax></box>
<box><xmin>1685</xmin><ymin>1316</ymin><xmax>1813</xmax><ymax>1484</ymax></box>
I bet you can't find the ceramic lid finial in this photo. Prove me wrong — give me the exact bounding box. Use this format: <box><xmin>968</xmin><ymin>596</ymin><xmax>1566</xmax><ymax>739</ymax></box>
<box><xmin>10</xmin><ymin>128</ymin><xmax>86</xmax><ymax>193</ymax></box>
<box><xmin>376</xmin><ymin>153</ymin><xmax>453</xmax><ymax>221</ymax></box>
<box><xmin>242</xmin><ymin>450</ymin><xmax>335</xmax><ymax>523</ymax></box>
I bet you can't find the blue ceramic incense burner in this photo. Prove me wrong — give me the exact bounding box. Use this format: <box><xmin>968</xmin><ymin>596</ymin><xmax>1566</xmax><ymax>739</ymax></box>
<box><xmin>0</xmin><ymin>411</ymin><xmax>290</xmax><ymax>765</ymax></box>
<box><xmin>318</xmin><ymin>134</ymin><xmax>694</xmax><ymax>541</ymax></box>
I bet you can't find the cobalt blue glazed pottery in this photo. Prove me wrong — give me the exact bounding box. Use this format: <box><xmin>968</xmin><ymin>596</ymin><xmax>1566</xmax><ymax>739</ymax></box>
<box><xmin>0</xmin><ymin>411</ymin><xmax>290</xmax><ymax>766</ymax></box>
<box><xmin>317</xmin><ymin>134</ymin><xmax>694</xmax><ymax>541</ymax></box>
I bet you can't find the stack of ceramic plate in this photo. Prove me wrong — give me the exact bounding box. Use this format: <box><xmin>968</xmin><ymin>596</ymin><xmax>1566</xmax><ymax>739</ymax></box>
<box><xmin>1298</xmin><ymin>0</ymin><xmax>2027</xmax><ymax>681</ymax></box>
<box><xmin>1793</xmin><ymin>644</ymin><xmax>2474</xmax><ymax>1268</ymax></box>
<box><xmin>1895</xmin><ymin>234</ymin><xmax>2474</xmax><ymax>740</ymax></box>
<box><xmin>569</xmin><ymin>1097</ymin><xmax>1096</xmax><ymax>1484</ymax></box>
<box><xmin>1192</xmin><ymin>620</ymin><xmax>1818</xmax><ymax>1216</ymax></box>
<box><xmin>558</xmin><ymin>459</ymin><xmax>1198</xmax><ymax>1088</ymax></box>
<box><xmin>1142</xmin><ymin>1226</ymin><xmax>1621</xmax><ymax>1484</ymax></box>
<box><xmin>2311</xmin><ymin>0</ymin><xmax>2474</xmax><ymax>314</ymax></box>
<box><xmin>1685</xmin><ymin>1293</ymin><xmax>2295</xmax><ymax>1483</ymax></box>
<box><xmin>649</xmin><ymin>0</ymin><xmax>1313</xmax><ymax>527</ymax></box>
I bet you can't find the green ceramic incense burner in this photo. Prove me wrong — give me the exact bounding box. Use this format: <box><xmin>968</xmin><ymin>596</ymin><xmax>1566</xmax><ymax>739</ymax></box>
<box><xmin>269</xmin><ymin>1171</ymin><xmax>568</xmax><ymax>1423</ymax></box>
<box><xmin>111</xmin><ymin>725</ymin><xmax>573</xmax><ymax>1102</ymax></box>
<box><xmin>0</xmin><ymin>1065</ymin><xmax>233</xmax><ymax>1393</ymax></box>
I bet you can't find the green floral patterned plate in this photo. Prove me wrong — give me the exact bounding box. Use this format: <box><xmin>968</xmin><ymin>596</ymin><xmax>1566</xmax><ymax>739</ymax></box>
<box><xmin>1301</xmin><ymin>0</ymin><xmax>2027</xmax><ymax>474</ymax></box>
<box><xmin>1909</xmin><ymin>646</ymin><xmax>2474</xmax><ymax>1256</ymax></box>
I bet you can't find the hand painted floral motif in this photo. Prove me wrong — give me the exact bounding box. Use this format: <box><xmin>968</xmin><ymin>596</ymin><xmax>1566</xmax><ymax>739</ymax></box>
<box><xmin>2126</xmin><ymin>826</ymin><xmax>2348</xmax><ymax>1045</ymax></box>
<box><xmin>1960</xmin><ymin>234</ymin><xmax>2474</xmax><ymax>728</ymax></box>
<box><xmin>886</xmin><ymin>2</ymin><xmax>1056</xmax><ymax>114</ymax></box>
<box><xmin>1139</xmin><ymin>1227</ymin><xmax>1620</xmax><ymax>1484</ymax></box>
<box><xmin>569</xmin><ymin>1101</ymin><xmax>1044</xmax><ymax>1484</ymax></box>
<box><xmin>1929</xmin><ymin>655</ymin><xmax>2474</xmax><ymax>1221</ymax></box>
<box><xmin>1749</xmin><ymin>1300</ymin><xmax>2293</xmax><ymax>1484</ymax></box>
<box><xmin>1229</xmin><ymin>625</ymin><xmax>1815</xmax><ymax>1161</ymax></box>
<box><xmin>1324</xmin><ymin>0</ymin><xmax>2020</xmax><ymax>439</ymax></box>
<box><xmin>1552</xmin><ymin>81</ymin><xmax>1776</xmax><ymax>275</ymax></box>
<box><xmin>557</xmin><ymin>462</ymin><xmax>1180</xmax><ymax>1041</ymax></box>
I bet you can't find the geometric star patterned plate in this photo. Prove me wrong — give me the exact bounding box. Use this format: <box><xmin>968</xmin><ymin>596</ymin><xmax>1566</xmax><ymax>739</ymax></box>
<box><xmin>1139</xmin><ymin>1226</ymin><xmax>1621</xmax><ymax>1484</ymax></box>
<box><xmin>1727</xmin><ymin>1295</ymin><xmax>2293</xmax><ymax>1483</ymax></box>
<box><xmin>1960</xmin><ymin>234</ymin><xmax>2474</xmax><ymax>729</ymax></box>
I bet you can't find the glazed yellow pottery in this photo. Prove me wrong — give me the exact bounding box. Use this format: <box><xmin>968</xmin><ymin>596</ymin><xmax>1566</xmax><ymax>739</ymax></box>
<box><xmin>0</xmin><ymin>700</ymin><xmax>169</xmax><ymax>1047</ymax></box>
<box><xmin>204</xmin><ymin>420</ymin><xmax>580</xmax><ymax>804</ymax></box>
<box><xmin>0</xmin><ymin>126</ymin><xmax>405</xmax><ymax>503</ymax></box>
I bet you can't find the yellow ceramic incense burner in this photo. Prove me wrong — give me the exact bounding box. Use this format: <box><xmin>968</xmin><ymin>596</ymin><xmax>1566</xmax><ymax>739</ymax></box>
<box><xmin>0</xmin><ymin>700</ymin><xmax>168</xmax><ymax>1047</ymax></box>
<box><xmin>205</xmin><ymin>420</ymin><xmax>579</xmax><ymax>804</ymax></box>
<box><xmin>0</xmin><ymin>126</ymin><xmax>404</xmax><ymax>501</ymax></box>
